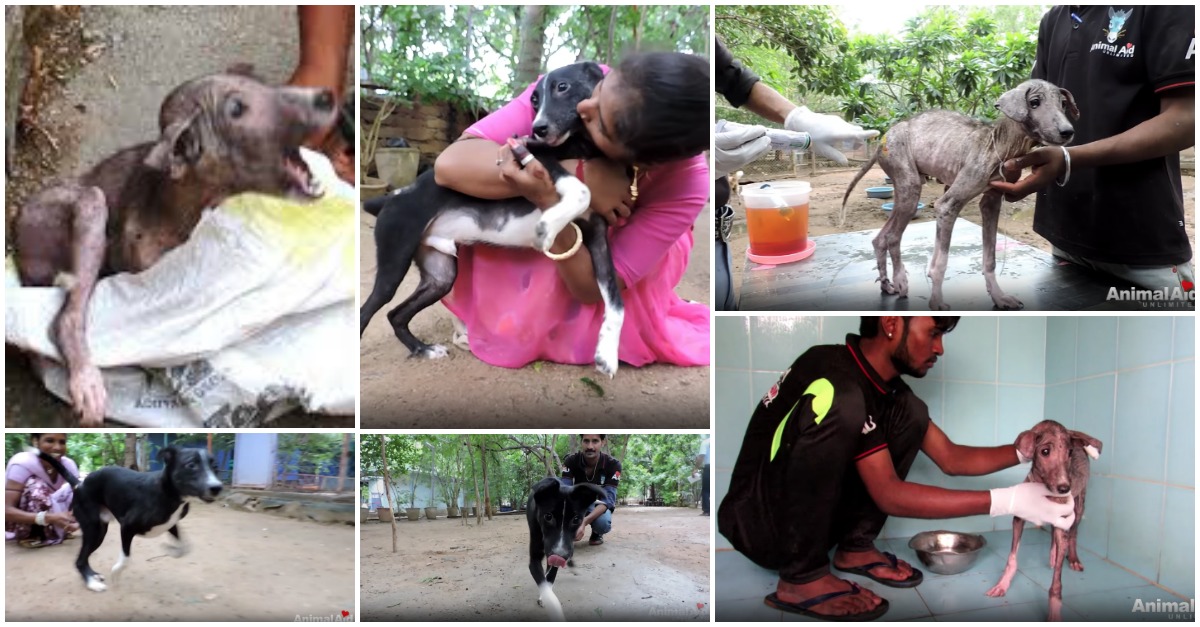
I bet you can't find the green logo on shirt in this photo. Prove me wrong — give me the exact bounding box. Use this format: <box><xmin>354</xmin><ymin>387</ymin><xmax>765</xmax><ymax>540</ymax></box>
<box><xmin>770</xmin><ymin>378</ymin><xmax>834</xmax><ymax>461</ymax></box>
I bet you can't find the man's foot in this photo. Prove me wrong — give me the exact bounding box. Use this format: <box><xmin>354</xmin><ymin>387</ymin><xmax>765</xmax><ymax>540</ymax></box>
<box><xmin>768</xmin><ymin>574</ymin><xmax>887</xmax><ymax>620</ymax></box>
<box><xmin>589</xmin><ymin>533</ymin><xmax>604</xmax><ymax>546</ymax></box>
<box><xmin>834</xmin><ymin>548</ymin><xmax>922</xmax><ymax>588</ymax></box>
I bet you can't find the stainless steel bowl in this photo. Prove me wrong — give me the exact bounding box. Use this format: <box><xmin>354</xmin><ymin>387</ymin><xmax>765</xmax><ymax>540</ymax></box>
<box><xmin>907</xmin><ymin>531</ymin><xmax>987</xmax><ymax>575</ymax></box>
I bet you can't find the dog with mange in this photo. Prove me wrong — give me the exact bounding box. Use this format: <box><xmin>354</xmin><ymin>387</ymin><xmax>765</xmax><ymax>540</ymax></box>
<box><xmin>843</xmin><ymin>79</ymin><xmax>1079</xmax><ymax>310</ymax></box>
<box><xmin>12</xmin><ymin>67</ymin><xmax>338</xmax><ymax>426</ymax></box>
<box><xmin>985</xmin><ymin>420</ymin><xmax>1102</xmax><ymax>621</ymax></box>
<box><xmin>37</xmin><ymin>446</ymin><xmax>224</xmax><ymax>592</ymax></box>
<box><xmin>360</xmin><ymin>61</ymin><xmax>628</xmax><ymax>378</ymax></box>
<box><xmin>526</xmin><ymin>477</ymin><xmax>605</xmax><ymax>621</ymax></box>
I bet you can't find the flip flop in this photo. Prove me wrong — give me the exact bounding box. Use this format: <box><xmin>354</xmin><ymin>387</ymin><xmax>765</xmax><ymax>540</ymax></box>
<box><xmin>763</xmin><ymin>583</ymin><xmax>890</xmax><ymax>621</ymax></box>
<box><xmin>18</xmin><ymin>539</ymin><xmax>46</xmax><ymax>549</ymax></box>
<box><xmin>835</xmin><ymin>551</ymin><xmax>924</xmax><ymax>588</ymax></box>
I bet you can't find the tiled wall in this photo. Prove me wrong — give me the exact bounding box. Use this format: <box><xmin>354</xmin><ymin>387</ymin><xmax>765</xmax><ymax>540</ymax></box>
<box><xmin>714</xmin><ymin>316</ymin><xmax>1194</xmax><ymax>597</ymax></box>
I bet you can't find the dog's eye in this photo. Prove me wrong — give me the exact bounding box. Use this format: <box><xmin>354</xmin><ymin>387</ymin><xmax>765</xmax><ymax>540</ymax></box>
<box><xmin>226</xmin><ymin>97</ymin><xmax>247</xmax><ymax>119</ymax></box>
<box><xmin>543</xmin><ymin>513</ymin><xmax>553</xmax><ymax>522</ymax></box>
<box><xmin>1040</xmin><ymin>447</ymin><xmax>1050</xmax><ymax>457</ymax></box>
<box><xmin>555</xmin><ymin>81</ymin><xmax>569</xmax><ymax>94</ymax></box>
<box><xmin>187</xmin><ymin>461</ymin><xmax>198</xmax><ymax>469</ymax></box>
<box><xmin>1029</xmin><ymin>97</ymin><xmax>1041</xmax><ymax>109</ymax></box>
<box><xmin>571</xmin><ymin>516</ymin><xmax>581</xmax><ymax>525</ymax></box>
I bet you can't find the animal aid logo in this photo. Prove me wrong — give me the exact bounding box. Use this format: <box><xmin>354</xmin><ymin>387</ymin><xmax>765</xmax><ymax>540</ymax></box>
<box><xmin>1091</xmin><ymin>7</ymin><xmax>1136</xmax><ymax>58</ymax></box>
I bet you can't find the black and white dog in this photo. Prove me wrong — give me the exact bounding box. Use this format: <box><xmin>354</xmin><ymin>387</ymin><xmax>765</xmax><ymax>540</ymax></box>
<box><xmin>38</xmin><ymin>446</ymin><xmax>223</xmax><ymax>592</ymax></box>
<box><xmin>526</xmin><ymin>477</ymin><xmax>605</xmax><ymax>621</ymax></box>
<box><xmin>360</xmin><ymin>61</ymin><xmax>626</xmax><ymax>378</ymax></box>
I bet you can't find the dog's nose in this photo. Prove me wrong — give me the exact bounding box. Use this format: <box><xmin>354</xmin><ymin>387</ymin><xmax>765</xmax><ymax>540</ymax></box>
<box><xmin>314</xmin><ymin>90</ymin><xmax>335</xmax><ymax>112</ymax></box>
<box><xmin>209</xmin><ymin>485</ymin><xmax>223</xmax><ymax>497</ymax></box>
<box><xmin>532</xmin><ymin>122</ymin><xmax>549</xmax><ymax>139</ymax></box>
<box><xmin>1056</xmin><ymin>484</ymin><xmax>1070</xmax><ymax>494</ymax></box>
<box><xmin>1059</xmin><ymin>128</ymin><xmax>1074</xmax><ymax>141</ymax></box>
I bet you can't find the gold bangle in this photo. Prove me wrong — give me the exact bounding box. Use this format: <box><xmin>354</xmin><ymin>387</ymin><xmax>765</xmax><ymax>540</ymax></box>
<box><xmin>543</xmin><ymin>222</ymin><xmax>583</xmax><ymax>261</ymax></box>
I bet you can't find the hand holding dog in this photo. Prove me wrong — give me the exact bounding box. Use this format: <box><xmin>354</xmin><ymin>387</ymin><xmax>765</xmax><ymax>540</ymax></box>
<box><xmin>989</xmin><ymin>482</ymin><xmax>1076</xmax><ymax>530</ymax></box>
<box><xmin>785</xmin><ymin>106</ymin><xmax>878</xmax><ymax>166</ymax></box>
<box><xmin>497</xmin><ymin>144</ymin><xmax>560</xmax><ymax>209</ymax></box>
<box><xmin>990</xmin><ymin>146</ymin><xmax>1067</xmax><ymax>201</ymax></box>
<box><xmin>582</xmin><ymin>159</ymin><xmax>633</xmax><ymax>225</ymax></box>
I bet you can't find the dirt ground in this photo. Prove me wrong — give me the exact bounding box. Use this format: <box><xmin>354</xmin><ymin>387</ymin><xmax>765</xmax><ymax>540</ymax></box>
<box><xmin>3</xmin><ymin>6</ymin><xmax>346</xmax><ymax>427</ymax></box>
<box><xmin>5</xmin><ymin>499</ymin><xmax>356</xmax><ymax>621</ymax></box>
<box><xmin>360</xmin><ymin>506</ymin><xmax>710</xmax><ymax>621</ymax></box>
<box><xmin>727</xmin><ymin>164</ymin><xmax>1198</xmax><ymax>298</ymax></box>
<box><xmin>359</xmin><ymin>208</ymin><xmax>711</xmax><ymax>429</ymax></box>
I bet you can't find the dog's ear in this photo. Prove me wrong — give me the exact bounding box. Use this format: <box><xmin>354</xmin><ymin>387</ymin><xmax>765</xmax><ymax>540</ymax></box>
<box><xmin>158</xmin><ymin>446</ymin><xmax>179</xmax><ymax>465</ymax></box>
<box><xmin>145</xmin><ymin>110</ymin><xmax>202</xmax><ymax>179</ymax></box>
<box><xmin>530</xmin><ymin>477</ymin><xmax>563</xmax><ymax>508</ymax></box>
<box><xmin>568</xmin><ymin>483</ymin><xmax>605</xmax><ymax>511</ymax></box>
<box><xmin>1015</xmin><ymin>429</ymin><xmax>1037</xmax><ymax>462</ymax></box>
<box><xmin>225</xmin><ymin>62</ymin><xmax>258</xmax><ymax>79</ymax></box>
<box><xmin>995</xmin><ymin>86</ymin><xmax>1030</xmax><ymax>123</ymax></box>
<box><xmin>1069</xmin><ymin>430</ymin><xmax>1102</xmax><ymax>459</ymax></box>
<box><xmin>579</xmin><ymin>61</ymin><xmax>605</xmax><ymax>84</ymax></box>
<box><xmin>1059</xmin><ymin>88</ymin><xmax>1081</xmax><ymax>121</ymax></box>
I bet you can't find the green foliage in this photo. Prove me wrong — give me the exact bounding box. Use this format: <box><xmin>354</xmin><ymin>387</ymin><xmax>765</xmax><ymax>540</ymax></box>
<box><xmin>718</xmin><ymin>5</ymin><xmax>1042</xmax><ymax>133</ymax></box>
<box><xmin>277</xmin><ymin>434</ymin><xmax>345</xmax><ymax>476</ymax></box>
<box><xmin>361</xmin><ymin>5</ymin><xmax>709</xmax><ymax>112</ymax></box>
<box><xmin>622</xmin><ymin>434</ymin><xmax>703</xmax><ymax>506</ymax></box>
<box><xmin>5</xmin><ymin>433</ymin><xmax>127</xmax><ymax>472</ymax></box>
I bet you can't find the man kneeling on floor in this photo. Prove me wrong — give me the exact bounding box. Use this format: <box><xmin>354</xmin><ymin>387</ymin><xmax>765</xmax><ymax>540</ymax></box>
<box><xmin>561</xmin><ymin>434</ymin><xmax>621</xmax><ymax>546</ymax></box>
<box><xmin>718</xmin><ymin>316</ymin><xmax>1077</xmax><ymax>621</ymax></box>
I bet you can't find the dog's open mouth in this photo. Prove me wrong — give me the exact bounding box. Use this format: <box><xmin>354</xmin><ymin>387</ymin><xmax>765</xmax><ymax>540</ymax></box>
<box><xmin>283</xmin><ymin>147</ymin><xmax>324</xmax><ymax>198</ymax></box>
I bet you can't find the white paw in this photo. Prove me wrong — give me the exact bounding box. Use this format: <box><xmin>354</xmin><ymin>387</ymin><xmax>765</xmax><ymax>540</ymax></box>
<box><xmin>166</xmin><ymin>542</ymin><xmax>189</xmax><ymax>558</ymax></box>
<box><xmin>994</xmin><ymin>294</ymin><xmax>1023</xmax><ymax>310</ymax></box>
<box><xmin>86</xmin><ymin>575</ymin><xmax>107</xmax><ymax>592</ymax></box>
<box><xmin>534</xmin><ymin>220</ymin><xmax>558</xmax><ymax>252</ymax></box>
<box><xmin>418</xmin><ymin>345</ymin><xmax>449</xmax><ymax>359</ymax></box>
<box><xmin>985</xmin><ymin>584</ymin><xmax>1008</xmax><ymax>597</ymax></box>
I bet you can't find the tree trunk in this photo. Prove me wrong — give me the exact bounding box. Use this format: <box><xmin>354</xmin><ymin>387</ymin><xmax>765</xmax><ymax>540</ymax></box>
<box><xmin>338</xmin><ymin>434</ymin><xmax>349</xmax><ymax>492</ymax></box>
<box><xmin>513</xmin><ymin>5</ymin><xmax>547</xmax><ymax>97</ymax></box>
<box><xmin>606</xmin><ymin>8</ymin><xmax>617</xmax><ymax>64</ymax></box>
<box><xmin>480</xmin><ymin>437</ymin><xmax>492</xmax><ymax>520</ymax></box>
<box><xmin>123</xmin><ymin>434</ymin><xmax>137</xmax><ymax>469</ymax></box>
<box><xmin>138</xmin><ymin>436</ymin><xmax>149</xmax><ymax>474</ymax></box>
<box><xmin>467</xmin><ymin>436</ymin><xmax>483</xmax><ymax>526</ymax></box>
<box><xmin>619</xmin><ymin>434</ymin><xmax>631</xmax><ymax>465</ymax></box>
<box><xmin>379</xmin><ymin>436</ymin><xmax>400</xmax><ymax>553</ymax></box>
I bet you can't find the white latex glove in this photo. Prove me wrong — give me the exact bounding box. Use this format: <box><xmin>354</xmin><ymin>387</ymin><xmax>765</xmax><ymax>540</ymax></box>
<box><xmin>784</xmin><ymin>106</ymin><xmax>879</xmax><ymax>166</ymax></box>
<box><xmin>990</xmin><ymin>483</ymin><xmax>1076</xmax><ymax>530</ymax></box>
<box><xmin>714</xmin><ymin>122</ymin><xmax>773</xmax><ymax>179</ymax></box>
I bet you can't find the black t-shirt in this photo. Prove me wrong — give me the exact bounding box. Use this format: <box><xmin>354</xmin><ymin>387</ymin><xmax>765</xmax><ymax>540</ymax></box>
<box><xmin>715</xmin><ymin>38</ymin><xmax>762</xmax><ymax>108</ymax></box>
<box><xmin>561</xmin><ymin>451</ymin><xmax>621</xmax><ymax>511</ymax></box>
<box><xmin>1031</xmin><ymin>6</ymin><xmax>1194</xmax><ymax>265</ymax></box>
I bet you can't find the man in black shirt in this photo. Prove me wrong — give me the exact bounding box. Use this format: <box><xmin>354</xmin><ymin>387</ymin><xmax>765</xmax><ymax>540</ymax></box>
<box><xmin>719</xmin><ymin>317</ymin><xmax>1078</xmax><ymax>620</ymax></box>
<box><xmin>561</xmin><ymin>434</ymin><xmax>622</xmax><ymax>545</ymax></box>
<box><xmin>992</xmin><ymin>6</ymin><xmax>1195</xmax><ymax>295</ymax></box>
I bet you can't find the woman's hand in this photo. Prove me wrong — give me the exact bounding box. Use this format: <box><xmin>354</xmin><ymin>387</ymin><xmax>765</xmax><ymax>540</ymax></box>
<box><xmin>47</xmin><ymin>511</ymin><xmax>76</xmax><ymax>530</ymax></box>
<box><xmin>497</xmin><ymin>144</ymin><xmax>560</xmax><ymax>209</ymax></box>
<box><xmin>583</xmin><ymin>159</ymin><xmax>633</xmax><ymax>225</ymax></box>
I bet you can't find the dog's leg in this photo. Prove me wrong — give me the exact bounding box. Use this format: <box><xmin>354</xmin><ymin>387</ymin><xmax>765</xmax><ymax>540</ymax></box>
<box><xmin>385</xmin><ymin>246</ymin><xmax>458</xmax><ymax>359</ymax></box>
<box><xmin>530</xmin><ymin>545</ymin><xmax>566</xmax><ymax>620</ymax></box>
<box><xmin>534</xmin><ymin>176</ymin><xmax>591</xmax><ymax>253</ymax></box>
<box><xmin>166</xmin><ymin>525</ymin><xmax>191</xmax><ymax>558</ymax></box>
<box><xmin>873</xmin><ymin>166</ymin><xmax>922</xmax><ymax>297</ymax></box>
<box><xmin>110</xmin><ymin>526</ymin><xmax>136</xmax><ymax>584</ymax></box>
<box><xmin>76</xmin><ymin>519</ymin><xmax>110</xmax><ymax>592</ymax></box>
<box><xmin>1048</xmin><ymin>527</ymin><xmax>1067</xmax><ymax>621</ymax></box>
<box><xmin>926</xmin><ymin>191</ymin><xmax>969</xmax><ymax>310</ymax></box>
<box><xmin>986</xmin><ymin>517</ymin><xmax>1025</xmax><ymax>597</ymax></box>
<box><xmin>1066</xmin><ymin>490</ymin><xmax>1085</xmax><ymax>571</ymax></box>
<box><xmin>17</xmin><ymin>184</ymin><xmax>110</xmax><ymax>425</ymax></box>
<box><xmin>361</xmin><ymin>208</ymin><xmax>423</xmax><ymax>336</ymax></box>
<box><xmin>579</xmin><ymin>214</ymin><xmax>623</xmax><ymax>378</ymax></box>
<box><xmin>978</xmin><ymin>191</ymin><xmax>1023</xmax><ymax>310</ymax></box>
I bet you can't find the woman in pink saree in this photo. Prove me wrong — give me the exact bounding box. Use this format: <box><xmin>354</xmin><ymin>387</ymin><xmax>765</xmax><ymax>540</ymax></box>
<box><xmin>5</xmin><ymin>433</ymin><xmax>79</xmax><ymax>548</ymax></box>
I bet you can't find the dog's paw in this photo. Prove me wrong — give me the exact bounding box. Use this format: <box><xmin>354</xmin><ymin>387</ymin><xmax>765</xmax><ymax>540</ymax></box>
<box><xmin>86</xmin><ymin>574</ymin><xmax>108</xmax><ymax>592</ymax></box>
<box><xmin>1069</xmin><ymin>559</ymin><xmax>1084</xmax><ymax>572</ymax></box>
<box><xmin>879</xmin><ymin>278</ymin><xmax>898</xmax><ymax>295</ymax></box>
<box><xmin>894</xmin><ymin>271</ymin><xmax>909</xmax><ymax>297</ymax></box>
<box><xmin>534</xmin><ymin>220</ymin><xmax>557</xmax><ymax>252</ymax></box>
<box><xmin>984</xmin><ymin>584</ymin><xmax>1008</xmax><ymax>597</ymax></box>
<box><xmin>929</xmin><ymin>299</ymin><xmax>952</xmax><ymax>311</ymax></box>
<box><xmin>166</xmin><ymin>542</ymin><xmax>190</xmax><ymax>558</ymax></box>
<box><xmin>594</xmin><ymin>353</ymin><xmax>617</xmax><ymax>379</ymax></box>
<box><xmin>994</xmin><ymin>294</ymin><xmax>1024</xmax><ymax>310</ymax></box>
<box><xmin>416</xmin><ymin>345</ymin><xmax>449</xmax><ymax>359</ymax></box>
<box><xmin>69</xmin><ymin>365</ymin><xmax>107</xmax><ymax>427</ymax></box>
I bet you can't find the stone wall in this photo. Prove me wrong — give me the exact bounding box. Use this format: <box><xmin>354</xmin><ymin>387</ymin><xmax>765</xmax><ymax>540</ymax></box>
<box><xmin>362</xmin><ymin>96</ymin><xmax>487</xmax><ymax>174</ymax></box>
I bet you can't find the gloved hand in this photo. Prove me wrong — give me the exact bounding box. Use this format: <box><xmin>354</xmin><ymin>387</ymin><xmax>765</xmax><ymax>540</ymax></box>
<box><xmin>714</xmin><ymin>122</ymin><xmax>773</xmax><ymax>179</ymax></box>
<box><xmin>784</xmin><ymin>106</ymin><xmax>879</xmax><ymax>166</ymax></box>
<box><xmin>990</xmin><ymin>483</ymin><xmax>1076</xmax><ymax>530</ymax></box>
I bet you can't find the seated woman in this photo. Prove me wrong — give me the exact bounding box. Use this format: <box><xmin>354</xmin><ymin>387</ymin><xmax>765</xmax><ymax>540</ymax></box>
<box><xmin>434</xmin><ymin>52</ymin><xmax>710</xmax><ymax>370</ymax></box>
<box><xmin>5</xmin><ymin>433</ymin><xmax>79</xmax><ymax>548</ymax></box>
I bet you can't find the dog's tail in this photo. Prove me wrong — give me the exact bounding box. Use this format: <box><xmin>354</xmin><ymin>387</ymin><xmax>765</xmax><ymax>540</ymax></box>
<box><xmin>362</xmin><ymin>194</ymin><xmax>389</xmax><ymax>217</ymax></box>
<box><xmin>31</xmin><ymin>449</ymin><xmax>80</xmax><ymax>489</ymax></box>
<box><xmin>840</xmin><ymin>141</ymin><xmax>882</xmax><ymax>227</ymax></box>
